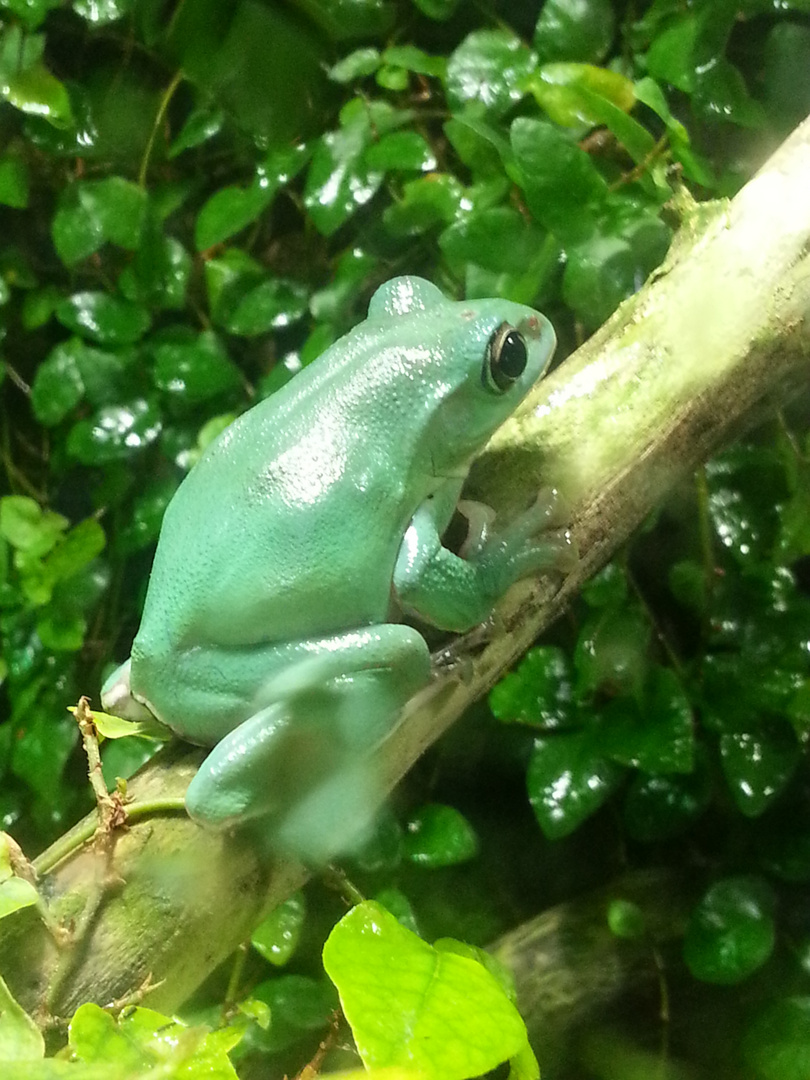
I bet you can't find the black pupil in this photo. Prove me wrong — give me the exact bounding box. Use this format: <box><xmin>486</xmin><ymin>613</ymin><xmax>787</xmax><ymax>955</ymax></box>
<box><xmin>497</xmin><ymin>330</ymin><xmax>527</xmax><ymax>379</ymax></box>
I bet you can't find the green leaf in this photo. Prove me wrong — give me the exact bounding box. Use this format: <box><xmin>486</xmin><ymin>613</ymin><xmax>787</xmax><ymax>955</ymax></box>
<box><xmin>249</xmin><ymin>975</ymin><xmax>336</xmax><ymax>1053</ymax></box>
<box><xmin>115</xmin><ymin>477</ymin><xmax>178</xmax><ymax>554</ymax></box>
<box><xmin>31</xmin><ymin>339</ymin><xmax>86</xmax><ymax>425</ymax></box>
<box><xmin>744</xmin><ymin>997</ymin><xmax>810</xmax><ymax>1080</ymax></box>
<box><xmin>251</xmin><ymin>892</ymin><xmax>306</xmax><ymax>967</ymax></box>
<box><xmin>0</xmin><ymin>496</ymin><xmax>67</xmax><ymax>555</ymax></box>
<box><xmin>72</xmin><ymin>0</ymin><xmax>132</xmax><ymax>24</ymax></box>
<box><xmin>534</xmin><ymin>0</ymin><xmax>615</xmax><ymax>64</ymax></box>
<box><xmin>383</xmin><ymin>44</ymin><xmax>446</xmax><ymax>78</ymax></box>
<box><xmin>2</xmin><ymin>63</ymin><xmax>73</xmax><ymax>128</ymax></box>
<box><xmin>0</xmin><ymin>0</ymin><xmax>60</xmax><ymax>29</ymax></box>
<box><xmin>719</xmin><ymin>723</ymin><xmax>800</xmax><ymax>817</ymax></box>
<box><xmin>684</xmin><ymin>876</ymin><xmax>776</xmax><ymax>985</ymax></box>
<box><xmin>52</xmin><ymin>179</ymin><xmax>148</xmax><ymax>265</ymax></box>
<box><xmin>67</xmin><ymin>398</ymin><xmax>162</xmax><ymax>464</ymax></box>
<box><xmin>328</xmin><ymin>47</ymin><xmax>381</xmax><ymax>82</ymax></box>
<box><xmin>445</xmin><ymin>29</ymin><xmax>537</xmax><ymax>117</ymax></box>
<box><xmin>120</xmin><ymin>231</ymin><xmax>191</xmax><ymax>311</ymax></box>
<box><xmin>195</xmin><ymin>181</ymin><xmax>275</xmax><ymax>252</ymax></box>
<box><xmin>410</xmin><ymin>0</ymin><xmax>460</xmax><ymax>20</ymax></box>
<box><xmin>364</xmin><ymin>131</ymin><xmax>436</xmax><ymax>172</ymax></box>
<box><xmin>323</xmin><ymin>901</ymin><xmax>529</xmax><ymax>1079</ymax></box>
<box><xmin>169</xmin><ymin>106</ymin><xmax>225</xmax><ymax>157</ymax></box>
<box><xmin>153</xmin><ymin>331</ymin><xmax>242</xmax><ymax>403</ymax></box>
<box><xmin>36</xmin><ymin>612</ymin><xmax>86</xmax><ymax>651</ymax></box>
<box><xmin>402</xmin><ymin>804</ymin><xmax>479</xmax><ymax>867</ymax></box>
<box><xmin>489</xmin><ymin>645</ymin><xmax>576</xmax><ymax>730</ymax></box>
<box><xmin>528</xmin><ymin>732</ymin><xmax>622</xmax><ymax>839</ymax></box>
<box><xmin>43</xmin><ymin>517</ymin><xmax>105</xmax><ymax>583</ymax></box>
<box><xmin>440</xmin><ymin>206</ymin><xmax>547</xmax><ymax>276</ymax></box>
<box><xmin>0</xmin><ymin>156</ymin><xmax>29</xmax><ymax>208</ymax></box>
<box><xmin>623</xmin><ymin>760</ymin><xmax>712</xmax><ymax>842</ymax></box>
<box><xmin>56</xmin><ymin>292</ymin><xmax>151</xmax><ymax>346</ymax></box>
<box><xmin>0</xmin><ymin>976</ymin><xmax>44</xmax><ymax>1061</ymax></box>
<box><xmin>223</xmin><ymin>277</ymin><xmax>309</xmax><ymax>336</ymax></box>
<box><xmin>510</xmin><ymin>117</ymin><xmax>607</xmax><ymax>240</ymax></box>
<box><xmin>647</xmin><ymin>14</ymin><xmax>698</xmax><ymax>94</ymax></box>
<box><xmin>526</xmin><ymin>63</ymin><xmax>638</xmax><ymax>133</ymax></box>
<box><xmin>574</xmin><ymin>606</ymin><xmax>650</xmax><ymax>697</ymax></box>
<box><xmin>596</xmin><ymin>666</ymin><xmax>694</xmax><ymax>774</ymax></box>
<box><xmin>383</xmin><ymin>174</ymin><xmax>465</xmax><ymax>237</ymax></box>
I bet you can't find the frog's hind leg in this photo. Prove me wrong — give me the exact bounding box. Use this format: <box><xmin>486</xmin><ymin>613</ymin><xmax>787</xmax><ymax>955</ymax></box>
<box><xmin>184</xmin><ymin>623</ymin><xmax>430</xmax><ymax>861</ymax></box>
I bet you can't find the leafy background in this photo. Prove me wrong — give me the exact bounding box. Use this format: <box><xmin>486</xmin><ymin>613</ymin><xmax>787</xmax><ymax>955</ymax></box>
<box><xmin>2</xmin><ymin>0</ymin><xmax>810</xmax><ymax>1077</ymax></box>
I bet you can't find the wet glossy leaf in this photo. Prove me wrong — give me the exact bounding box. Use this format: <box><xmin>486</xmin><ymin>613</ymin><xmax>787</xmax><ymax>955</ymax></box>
<box><xmin>526</xmin><ymin>63</ymin><xmax>638</xmax><ymax>133</ymax></box>
<box><xmin>440</xmin><ymin>206</ymin><xmax>547</xmax><ymax>276</ymax></box>
<box><xmin>224</xmin><ymin>277</ymin><xmax>309</xmax><ymax>336</ymax></box>
<box><xmin>705</xmin><ymin>447</ymin><xmax>786</xmax><ymax>565</ymax></box>
<box><xmin>115</xmin><ymin>477</ymin><xmax>178</xmax><ymax>554</ymax></box>
<box><xmin>324</xmin><ymin>901</ymin><xmax>529</xmax><ymax>1079</ymax></box>
<box><xmin>489</xmin><ymin>645</ymin><xmax>576</xmax><ymax>730</ymax></box>
<box><xmin>249</xmin><ymin>974</ymin><xmax>335</xmax><ymax>1053</ymax></box>
<box><xmin>364</xmin><ymin>131</ymin><xmax>435</xmax><ymax>172</ymax></box>
<box><xmin>684</xmin><ymin>876</ymin><xmax>776</xmax><ymax>985</ymax></box>
<box><xmin>72</xmin><ymin>0</ymin><xmax>132</xmax><ymax>23</ymax></box>
<box><xmin>598</xmin><ymin>667</ymin><xmax>694</xmax><ymax>773</ymax></box>
<box><xmin>195</xmin><ymin>181</ymin><xmax>274</xmax><ymax>252</ymax></box>
<box><xmin>3</xmin><ymin>63</ymin><xmax>73</xmax><ymax>128</ymax></box>
<box><xmin>720</xmin><ymin>723</ymin><xmax>800</xmax><ymax>817</ymax></box>
<box><xmin>56</xmin><ymin>292</ymin><xmax>151</xmax><ymax>345</ymax></box>
<box><xmin>120</xmin><ymin>232</ymin><xmax>191</xmax><ymax>311</ymax></box>
<box><xmin>647</xmin><ymin>14</ymin><xmax>698</xmax><ymax>94</ymax></box>
<box><xmin>0</xmin><ymin>156</ymin><xmax>28</xmax><ymax>208</ymax></box>
<box><xmin>31</xmin><ymin>340</ymin><xmax>85</xmax><ymax>425</ymax></box>
<box><xmin>402</xmin><ymin>804</ymin><xmax>479</xmax><ymax>867</ymax></box>
<box><xmin>763</xmin><ymin>22</ymin><xmax>810</xmax><ymax>132</ymax></box>
<box><xmin>445</xmin><ymin>29</ymin><xmax>537</xmax><ymax>118</ymax></box>
<box><xmin>153</xmin><ymin>331</ymin><xmax>242</xmax><ymax>402</ymax></box>
<box><xmin>510</xmin><ymin>117</ymin><xmax>607</xmax><ymax>240</ymax></box>
<box><xmin>574</xmin><ymin>606</ymin><xmax>650</xmax><ymax>697</ymax></box>
<box><xmin>12</xmin><ymin>710</ymin><xmax>77</xmax><ymax>800</ymax></box>
<box><xmin>21</xmin><ymin>285</ymin><xmax>60</xmax><ymax>330</ymax></box>
<box><xmin>67</xmin><ymin>398</ymin><xmax>161</xmax><ymax>464</ymax></box>
<box><xmin>623</xmin><ymin>757</ymin><xmax>712</xmax><ymax>842</ymax></box>
<box><xmin>383</xmin><ymin>174</ymin><xmax>464</xmax><ymax>237</ymax></box>
<box><xmin>169</xmin><ymin>106</ymin><xmax>225</xmax><ymax>157</ymax></box>
<box><xmin>534</xmin><ymin>0</ymin><xmax>615</xmax><ymax>64</ymax></box>
<box><xmin>374</xmin><ymin>888</ymin><xmax>419</xmax><ymax>933</ymax></box>
<box><xmin>527</xmin><ymin>732</ymin><xmax>622</xmax><ymax>839</ymax></box>
<box><xmin>304</xmin><ymin>101</ymin><xmax>409</xmax><ymax>235</ymax></box>
<box><xmin>252</xmin><ymin>892</ymin><xmax>306</xmax><ymax>967</ymax></box>
<box><xmin>744</xmin><ymin>997</ymin><xmax>810</xmax><ymax>1080</ymax></box>
<box><xmin>694</xmin><ymin>58</ymin><xmax>766</xmax><ymax>129</ymax></box>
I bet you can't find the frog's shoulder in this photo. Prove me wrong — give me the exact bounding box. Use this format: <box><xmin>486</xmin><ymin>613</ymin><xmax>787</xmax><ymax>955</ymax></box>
<box><xmin>367</xmin><ymin>276</ymin><xmax>449</xmax><ymax>320</ymax></box>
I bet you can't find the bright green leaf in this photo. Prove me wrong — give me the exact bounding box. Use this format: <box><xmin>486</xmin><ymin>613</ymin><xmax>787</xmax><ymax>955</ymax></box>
<box><xmin>56</xmin><ymin>292</ymin><xmax>151</xmax><ymax>345</ymax></box>
<box><xmin>0</xmin><ymin>156</ymin><xmax>29</xmax><ymax>208</ymax></box>
<box><xmin>445</xmin><ymin>29</ymin><xmax>537</xmax><ymax>117</ymax></box>
<box><xmin>252</xmin><ymin>892</ymin><xmax>306</xmax><ymax>967</ymax></box>
<box><xmin>324</xmin><ymin>901</ymin><xmax>529</xmax><ymax>1079</ymax></box>
<box><xmin>0</xmin><ymin>976</ymin><xmax>44</xmax><ymax>1061</ymax></box>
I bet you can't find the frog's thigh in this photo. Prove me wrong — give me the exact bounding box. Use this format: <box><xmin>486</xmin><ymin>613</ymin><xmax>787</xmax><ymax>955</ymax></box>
<box><xmin>184</xmin><ymin>623</ymin><xmax>430</xmax><ymax>835</ymax></box>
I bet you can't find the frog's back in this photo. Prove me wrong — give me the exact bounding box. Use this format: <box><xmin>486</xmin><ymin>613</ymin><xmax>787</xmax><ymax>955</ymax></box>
<box><xmin>135</xmin><ymin>323</ymin><xmax>430</xmax><ymax>656</ymax></box>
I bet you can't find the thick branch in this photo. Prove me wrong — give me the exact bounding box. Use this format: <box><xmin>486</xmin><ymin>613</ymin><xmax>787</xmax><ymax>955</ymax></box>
<box><xmin>3</xmin><ymin>115</ymin><xmax>810</xmax><ymax>1022</ymax></box>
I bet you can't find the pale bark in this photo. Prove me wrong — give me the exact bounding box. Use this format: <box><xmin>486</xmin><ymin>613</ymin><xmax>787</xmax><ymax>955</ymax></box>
<box><xmin>2</xmin><ymin>115</ymin><xmax>810</xmax><ymax>1024</ymax></box>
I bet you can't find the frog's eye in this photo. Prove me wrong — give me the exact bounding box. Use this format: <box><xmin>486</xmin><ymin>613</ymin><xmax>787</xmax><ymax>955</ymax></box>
<box><xmin>483</xmin><ymin>323</ymin><xmax>528</xmax><ymax>393</ymax></box>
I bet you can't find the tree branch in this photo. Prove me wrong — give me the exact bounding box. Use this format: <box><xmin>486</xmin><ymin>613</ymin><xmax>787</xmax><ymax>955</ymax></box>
<box><xmin>3</xmin><ymin>114</ymin><xmax>810</xmax><ymax>1024</ymax></box>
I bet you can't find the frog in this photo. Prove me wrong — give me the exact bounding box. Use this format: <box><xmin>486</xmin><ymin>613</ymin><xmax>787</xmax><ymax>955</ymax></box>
<box><xmin>102</xmin><ymin>275</ymin><xmax>569</xmax><ymax>859</ymax></box>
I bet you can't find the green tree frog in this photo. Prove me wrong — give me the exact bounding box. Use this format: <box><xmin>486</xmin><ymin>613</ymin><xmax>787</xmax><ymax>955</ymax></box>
<box><xmin>102</xmin><ymin>276</ymin><xmax>567</xmax><ymax>858</ymax></box>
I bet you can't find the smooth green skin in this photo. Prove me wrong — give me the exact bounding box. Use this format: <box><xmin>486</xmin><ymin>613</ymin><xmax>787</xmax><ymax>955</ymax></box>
<box><xmin>102</xmin><ymin>276</ymin><xmax>559</xmax><ymax>858</ymax></box>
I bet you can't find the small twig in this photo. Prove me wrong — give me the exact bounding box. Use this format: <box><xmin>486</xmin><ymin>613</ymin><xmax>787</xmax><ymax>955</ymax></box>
<box><xmin>294</xmin><ymin>1010</ymin><xmax>342</xmax><ymax>1080</ymax></box>
<box><xmin>71</xmin><ymin>697</ymin><xmax>128</xmax><ymax>842</ymax></box>
<box><xmin>105</xmin><ymin>972</ymin><xmax>165</xmax><ymax>1013</ymax></box>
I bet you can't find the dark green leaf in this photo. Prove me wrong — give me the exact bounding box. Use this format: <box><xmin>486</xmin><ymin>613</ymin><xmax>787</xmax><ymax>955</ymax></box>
<box><xmin>67</xmin><ymin>398</ymin><xmax>162</xmax><ymax>464</ymax></box>
<box><xmin>597</xmin><ymin>667</ymin><xmax>694</xmax><ymax>774</ymax></box>
<box><xmin>445</xmin><ymin>29</ymin><xmax>536</xmax><ymax>118</ymax></box>
<box><xmin>534</xmin><ymin>0</ymin><xmax>615</xmax><ymax>64</ymax></box>
<box><xmin>168</xmin><ymin>107</ymin><xmax>225</xmax><ymax>157</ymax></box>
<box><xmin>195</xmin><ymin>181</ymin><xmax>274</xmax><ymax>252</ymax></box>
<box><xmin>720</xmin><ymin>723</ymin><xmax>800</xmax><ymax>817</ymax></box>
<box><xmin>383</xmin><ymin>44</ymin><xmax>445</xmax><ymax>77</ymax></box>
<box><xmin>510</xmin><ymin>117</ymin><xmax>607</xmax><ymax>240</ymax></box>
<box><xmin>684</xmin><ymin>876</ymin><xmax>776</xmax><ymax>985</ymax></box>
<box><xmin>410</xmin><ymin>0</ymin><xmax>460</xmax><ymax>20</ymax></box>
<box><xmin>224</xmin><ymin>278</ymin><xmax>309</xmax><ymax>336</ymax></box>
<box><xmin>402</xmin><ymin>804</ymin><xmax>479</xmax><ymax>867</ymax></box>
<box><xmin>153</xmin><ymin>331</ymin><xmax>242</xmax><ymax>402</ymax></box>
<box><xmin>31</xmin><ymin>339</ymin><xmax>86</xmax><ymax>425</ymax></box>
<box><xmin>383</xmin><ymin>174</ymin><xmax>464</xmax><ymax>236</ymax></box>
<box><xmin>116</xmin><ymin>477</ymin><xmax>178</xmax><ymax>554</ymax></box>
<box><xmin>252</xmin><ymin>892</ymin><xmax>306</xmax><ymax>967</ymax></box>
<box><xmin>0</xmin><ymin>156</ymin><xmax>29</xmax><ymax>208</ymax></box>
<box><xmin>623</xmin><ymin>757</ymin><xmax>712</xmax><ymax>842</ymax></box>
<box><xmin>56</xmin><ymin>292</ymin><xmax>151</xmax><ymax>345</ymax></box>
<box><xmin>490</xmin><ymin>646</ymin><xmax>576</xmax><ymax>730</ymax></box>
<box><xmin>744</xmin><ymin>997</ymin><xmax>810</xmax><ymax>1080</ymax></box>
<box><xmin>1</xmin><ymin>0</ymin><xmax>60</xmax><ymax>28</ymax></box>
<box><xmin>574</xmin><ymin>606</ymin><xmax>650</xmax><ymax>697</ymax></box>
<box><xmin>364</xmin><ymin>131</ymin><xmax>436</xmax><ymax>172</ymax></box>
<box><xmin>528</xmin><ymin>732</ymin><xmax>622</xmax><ymax>839</ymax></box>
